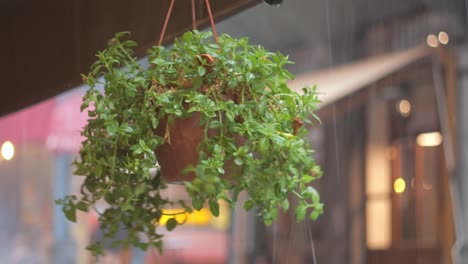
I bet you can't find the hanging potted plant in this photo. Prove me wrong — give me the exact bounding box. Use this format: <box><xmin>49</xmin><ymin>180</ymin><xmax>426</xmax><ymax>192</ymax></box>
<box><xmin>57</xmin><ymin>2</ymin><xmax>323</xmax><ymax>255</ymax></box>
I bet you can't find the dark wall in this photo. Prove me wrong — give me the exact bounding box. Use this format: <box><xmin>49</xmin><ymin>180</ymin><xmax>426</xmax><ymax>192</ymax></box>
<box><xmin>312</xmin><ymin>104</ymin><xmax>367</xmax><ymax>264</ymax></box>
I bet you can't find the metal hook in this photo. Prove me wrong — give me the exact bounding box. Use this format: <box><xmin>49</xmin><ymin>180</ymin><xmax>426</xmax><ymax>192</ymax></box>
<box><xmin>264</xmin><ymin>0</ymin><xmax>283</xmax><ymax>6</ymax></box>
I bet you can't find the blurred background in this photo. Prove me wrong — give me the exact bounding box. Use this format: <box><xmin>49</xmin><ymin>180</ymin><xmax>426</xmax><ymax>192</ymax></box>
<box><xmin>0</xmin><ymin>0</ymin><xmax>467</xmax><ymax>263</ymax></box>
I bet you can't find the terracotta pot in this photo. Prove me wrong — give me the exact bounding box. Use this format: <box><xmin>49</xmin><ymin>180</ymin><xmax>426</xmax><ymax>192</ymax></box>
<box><xmin>154</xmin><ymin>113</ymin><xmax>244</xmax><ymax>183</ymax></box>
<box><xmin>154</xmin><ymin>113</ymin><xmax>203</xmax><ymax>182</ymax></box>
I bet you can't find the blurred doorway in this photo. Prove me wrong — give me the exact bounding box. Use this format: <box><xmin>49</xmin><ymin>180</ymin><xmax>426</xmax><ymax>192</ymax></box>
<box><xmin>367</xmin><ymin>75</ymin><xmax>454</xmax><ymax>264</ymax></box>
<box><xmin>367</xmin><ymin>138</ymin><xmax>446</xmax><ymax>264</ymax></box>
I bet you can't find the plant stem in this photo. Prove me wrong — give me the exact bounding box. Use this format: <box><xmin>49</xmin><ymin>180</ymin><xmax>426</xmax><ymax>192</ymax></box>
<box><xmin>115</xmin><ymin>40</ymin><xmax>145</xmax><ymax>72</ymax></box>
<box><xmin>292</xmin><ymin>190</ymin><xmax>303</xmax><ymax>199</ymax></box>
<box><xmin>162</xmin><ymin>210</ymin><xmax>187</xmax><ymax>216</ymax></box>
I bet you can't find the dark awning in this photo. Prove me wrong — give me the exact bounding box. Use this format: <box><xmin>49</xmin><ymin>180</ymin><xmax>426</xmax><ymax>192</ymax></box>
<box><xmin>0</xmin><ymin>0</ymin><xmax>258</xmax><ymax>117</ymax></box>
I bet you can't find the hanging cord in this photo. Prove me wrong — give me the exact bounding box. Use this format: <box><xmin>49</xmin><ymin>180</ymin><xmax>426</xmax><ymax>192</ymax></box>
<box><xmin>204</xmin><ymin>0</ymin><xmax>218</xmax><ymax>43</ymax></box>
<box><xmin>158</xmin><ymin>0</ymin><xmax>218</xmax><ymax>45</ymax></box>
<box><xmin>191</xmin><ymin>0</ymin><xmax>197</xmax><ymax>30</ymax></box>
<box><xmin>158</xmin><ymin>0</ymin><xmax>176</xmax><ymax>46</ymax></box>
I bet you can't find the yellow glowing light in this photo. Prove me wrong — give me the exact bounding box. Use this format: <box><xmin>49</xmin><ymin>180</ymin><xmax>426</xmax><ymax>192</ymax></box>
<box><xmin>394</xmin><ymin>178</ymin><xmax>406</xmax><ymax>194</ymax></box>
<box><xmin>1</xmin><ymin>141</ymin><xmax>15</xmax><ymax>161</ymax></box>
<box><xmin>438</xmin><ymin>32</ymin><xmax>449</xmax><ymax>45</ymax></box>
<box><xmin>426</xmin><ymin>34</ymin><xmax>439</xmax><ymax>48</ymax></box>
<box><xmin>416</xmin><ymin>132</ymin><xmax>443</xmax><ymax>147</ymax></box>
<box><xmin>396</xmin><ymin>99</ymin><xmax>411</xmax><ymax>117</ymax></box>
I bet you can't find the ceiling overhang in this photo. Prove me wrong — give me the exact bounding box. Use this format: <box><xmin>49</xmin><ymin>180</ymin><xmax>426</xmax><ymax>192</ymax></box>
<box><xmin>0</xmin><ymin>0</ymin><xmax>259</xmax><ymax>117</ymax></box>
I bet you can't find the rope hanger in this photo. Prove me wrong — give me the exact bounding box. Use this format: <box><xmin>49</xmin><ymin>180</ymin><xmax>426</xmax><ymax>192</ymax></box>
<box><xmin>158</xmin><ymin>0</ymin><xmax>219</xmax><ymax>46</ymax></box>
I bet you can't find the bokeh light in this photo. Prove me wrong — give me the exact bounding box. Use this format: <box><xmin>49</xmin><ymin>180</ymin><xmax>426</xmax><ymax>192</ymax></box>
<box><xmin>438</xmin><ymin>31</ymin><xmax>449</xmax><ymax>45</ymax></box>
<box><xmin>417</xmin><ymin>132</ymin><xmax>443</xmax><ymax>147</ymax></box>
<box><xmin>396</xmin><ymin>99</ymin><xmax>411</xmax><ymax>117</ymax></box>
<box><xmin>426</xmin><ymin>34</ymin><xmax>439</xmax><ymax>48</ymax></box>
<box><xmin>1</xmin><ymin>141</ymin><xmax>15</xmax><ymax>161</ymax></box>
<box><xmin>394</xmin><ymin>178</ymin><xmax>406</xmax><ymax>194</ymax></box>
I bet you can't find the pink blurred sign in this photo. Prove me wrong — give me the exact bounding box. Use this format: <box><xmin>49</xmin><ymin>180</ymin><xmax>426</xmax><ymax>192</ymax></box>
<box><xmin>46</xmin><ymin>94</ymin><xmax>87</xmax><ymax>153</ymax></box>
<box><xmin>0</xmin><ymin>92</ymin><xmax>87</xmax><ymax>153</ymax></box>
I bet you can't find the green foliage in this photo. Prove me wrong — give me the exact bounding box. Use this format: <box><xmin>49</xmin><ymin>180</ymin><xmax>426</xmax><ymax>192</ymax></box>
<box><xmin>56</xmin><ymin>30</ymin><xmax>323</xmax><ymax>255</ymax></box>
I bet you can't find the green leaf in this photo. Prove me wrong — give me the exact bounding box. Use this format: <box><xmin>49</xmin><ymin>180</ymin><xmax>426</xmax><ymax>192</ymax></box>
<box><xmin>132</xmin><ymin>147</ymin><xmax>143</xmax><ymax>155</ymax></box>
<box><xmin>312</xmin><ymin>166</ymin><xmax>323</xmax><ymax>178</ymax></box>
<box><xmin>185</xmin><ymin>181</ymin><xmax>200</xmax><ymax>193</ymax></box>
<box><xmin>257</xmin><ymin>102</ymin><xmax>267</xmax><ymax>116</ymax></box>
<box><xmin>150</xmin><ymin>116</ymin><xmax>159</xmax><ymax>129</ymax></box>
<box><xmin>135</xmin><ymin>184</ymin><xmax>146</xmax><ymax>196</ymax></box>
<box><xmin>158</xmin><ymin>76</ymin><xmax>166</xmax><ymax>86</ymax></box>
<box><xmin>166</xmin><ymin>218</ymin><xmax>178</xmax><ymax>231</ymax></box>
<box><xmin>64</xmin><ymin>207</ymin><xmax>77</xmax><ymax>222</ymax></box>
<box><xmin>198</xmin><ymin>66</ymin><xmax>207</xmax><ymax>77</ymax></box>
<box><xmin>193</xmin><ymin>78</ymin><xmax>203</xmax><ymax>89</ymax></box>
<box><xmin>136</xmin><ymin>242</ymin><xmax>149</xmax><ymax>251</ymax></box>
<box><xmin>303</xmin><ymin>186</ymin><xmax>320</xmax><ymax>203</ymax></box>
<box><xmin>182</xmin><ymin>31</ymin><xmax>193</xmax><ymax>41</ymax></box>
<box><xmin>281</xmin><ymin>199</ymin><xmax>290</xmax><ymax>211</ymax></box>
<box><xmin>95</xmin><ymin>165</ymin><xmax>102</xmax><ymax>177</ymax></box>
<box><xmin>80</xmin><ymin>102</ymin><xmax>89</xmax><ymax>112</ymax></box>
<box><xmin>302</xmin><ymin>174</ymin><xmax>314</xmax><ymax>183</ymax></box>
<box><xmin>86</xmin><ymin>243</ymin><xmax>104</xmax><ymax>256</ymax></box>
<box><xmin>74</xmin><ymin>164</ymin><xmax>87</xmax><ymax>175</ymax></box>
<box><xmin>192</xmin><ymin>198</ymin><xmax>203</xmax><ymax>210</ymax></box>
<box><xmin>228</xmin><ymin>79</ymin><xmax>237</xmax><ymax>88</ymax></box>
<box><xmin>314</xmin><ymin>202</ymin><xmax>324</xmax><ymax>213</ymax></box>
<box><xmin>115</xmin><ymin>31</ymin><xmax>130</xmax><ymax>38</ymax></box>
<box><xmin>246</xmin><ymin>73</ymin><xmax>255</xmax><ymax>81</ymax></box>
<box><xmin>122</xmin><ymin>203</ymin><xmax>134</xmax><ymax>211</ymax></box>
<box><xmin>294</xmin><ymin>203</ymin><xmax>307</xmax><ymax>222</ymax></box>
<box><xmin>213</xmin><ymin>144</ymin><xmax>222</xmax><ymax>154</ymax></box>
<box><xmin>264</xmin><ymin>217</ymin><xmax>273</xmax><ymax>226</ymax></box>
<box><xmin>272</xmin><ymin>135</ymin><xmax>285</xmax><ymax>146</ymax></box>
<box><xmin>209</xmin><ymin>200</ymin><xmax>220</xmax><ymax>217</ymax></box>
<box><xmin>154</xmin><ymin>210</ymin><xmax>163</xmax><ymax>221</ymax></box>
<box><xmin>310</xmin><ymin>211</ymin><xmax>320</xmax><ymax>220</ymax></box>
<box><xmin>243</xmin><ymin>200</ymin><xmax>254</xmax><ymax>211</ymax></box>
<box><xmin>76</xmin><ymin>201</ymin><xmax>88</xmax><ymax>212</ymax></box>
<box><xmin>259</xmin><ymin>138</ymin><xmax>270</xmax><ymax>154</ymax></box>
<box><xmin>238</xmin><ymin>37</ymin><xmax>249</xmax><ymax>46</ymax></box>
<box><xmin>208</xmin><ymin>120</ymin><xmax>221</xmax><ymax>129</ymax></box>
